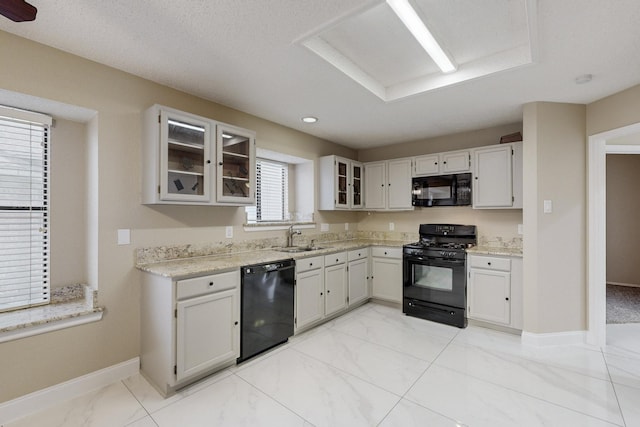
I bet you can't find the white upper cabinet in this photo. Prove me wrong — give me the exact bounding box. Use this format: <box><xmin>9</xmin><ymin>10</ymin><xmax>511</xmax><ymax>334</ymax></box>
<box><xmin>364</xmin><ymin>158</ymin><xmax>413</xmax><ymax>211</ymax></box>
<box><xmin>142</xmin><ymin>104</ymin><xmax>256</xmax><ymax>206</ymax></box>
<box><xmin>216</xmin><ymin>124</ymin><xmax>255</xmax><ymax>204</ymax></box>
<box><xmin>319</xmin><ymin>156</ymin><xmax>363</xmax><ymax>210</ymax></box>
<box><xmin>413</xmin><ymin>150</ymin><xmax>471</xmax><ymax>176</ymax></box>
<box><xmin>472</xmin><ymin>142</ymin><xmax>522</xmax><ymax>209</ymax></box>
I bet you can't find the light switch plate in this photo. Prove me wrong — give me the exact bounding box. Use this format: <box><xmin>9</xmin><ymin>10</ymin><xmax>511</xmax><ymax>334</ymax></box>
<box><xmin>321</xmin><ymin>223</ymin><xmax>329</xmax><ymax>232</ymax></box>
<box><xmin>517</xmin><ymin>224</ymin><xmax>523</xmax><ymax>235</ymax></box>
<box><xmin>345</xmin><ymin>222</ymin><xmax>349</xmax><ymax>231</ymax></box>
<box><xmin>389</xmin><ymin>222</ymin><xmax>395</xmax><ymax>231</ymax></box>
<box><xmin>117</xmin><ymin>229</ymin><xmax>130</xmax><ymax>245</ymax></box>
<box><xmin>225</xmin><ymin>226</ymin><xmax>233</xmax><ymax>238</ymax></box>
<box><xmin>543</xmin><ymin>199</ymin><xmax>553</xmax><ymax>214</ymax></box>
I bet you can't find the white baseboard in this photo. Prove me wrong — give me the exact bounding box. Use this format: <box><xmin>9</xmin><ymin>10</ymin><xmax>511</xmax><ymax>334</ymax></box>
<box><xmin>0</xmin><ymin>357</ymin><xmax>139</xmax><ymax>425</ymax></box>
<box><xmin>521</xmin><ymin>330</ymin><xmax>587</xmax><ymax>347</ymax></box>
<box><xmin>607</xmin><ymin>281</ymin><xmax>640</xmax><ymax>288</ymax></box>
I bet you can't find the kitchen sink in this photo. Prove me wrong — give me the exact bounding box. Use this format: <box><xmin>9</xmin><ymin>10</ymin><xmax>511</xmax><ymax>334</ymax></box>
<box><xmin>274</xmin><ymin>246</ymin><xmax>330</xmax><ymax>253</ymax></box>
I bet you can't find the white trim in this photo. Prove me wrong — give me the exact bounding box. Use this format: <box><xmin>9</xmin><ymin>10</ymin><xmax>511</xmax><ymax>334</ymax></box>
<box><xmin>0</xmin><ymin>311</ymin><xmax>103</xmax><ymax>344</ymax></box>
<box><xmin>587</xmin><ymin>121</ymin><xmax>640</xmax><ymax>347</ymax></box>
<box><xmin>0</xmin><ymin>104</ymin><xmax>52</xmax><ymax>126</ymax></box>
<box><xmin>521</xmin><ymin>330</ymin><xmax>587</xmax><ymax>347</ymax></box>
<box><xmin>607</xmin><ymin>281</ymin><xmax>640</xmax><ymax>288</ymax></box>
<box><xmin>0</xmin><ymin>357</ymin><xmax>139</xmax><ymax>425</ymax></box>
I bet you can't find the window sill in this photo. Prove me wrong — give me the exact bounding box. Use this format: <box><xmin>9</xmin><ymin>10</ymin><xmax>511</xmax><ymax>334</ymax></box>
<box><xmin>243</xmin><ymin>221</ymin><xmax>316</xmax><ymax>232</ymax></box>
<box><xmin>0</xmin><ymin>284</ymin><xmax>103</xmax><ymax>343</ymax></box>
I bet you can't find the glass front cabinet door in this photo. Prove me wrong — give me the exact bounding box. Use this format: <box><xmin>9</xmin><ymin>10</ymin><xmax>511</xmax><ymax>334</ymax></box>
<box><xmin>216</xmin><ymin>124</ymin><xmax>256</xmax><ymax>204</ymax></box>
<box><xmin>160</xmin><ymin>110</ymin><xmax>212</xmax><ymax>202</ymax></box>
<box><xmin>351</xmin><ymin>161</ymin><xmax>363</xmax><ymax>209</ymax></box>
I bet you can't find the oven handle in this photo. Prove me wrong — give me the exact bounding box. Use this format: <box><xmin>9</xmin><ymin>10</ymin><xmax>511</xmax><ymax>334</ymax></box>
<box><xmin>405</xmin><ymin>256</ymin><xmax>465</xmax><ymax>267</ymax></box>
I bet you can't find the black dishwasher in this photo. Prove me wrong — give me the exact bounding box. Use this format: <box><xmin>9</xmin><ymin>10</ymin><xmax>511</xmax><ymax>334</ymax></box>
<box><xmin>238</xmin><ymin>260</ymin><xmax>295</xmax><ymax>363</ymax></box>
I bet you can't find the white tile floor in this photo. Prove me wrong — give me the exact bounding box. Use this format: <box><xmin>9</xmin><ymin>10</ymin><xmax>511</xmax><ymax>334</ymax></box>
<box><xmin>6</xmin><ymin>303</ymin><xmax>640</xmax><ymax>427</ymax></box>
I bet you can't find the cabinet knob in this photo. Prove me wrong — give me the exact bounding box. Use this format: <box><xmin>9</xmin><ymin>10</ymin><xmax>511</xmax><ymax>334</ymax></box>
<box><xmin>310</xmin><ymin>263</ymin><xmax>313</xmax><ymax>266</ymax></box>
<box><xmin>487</xmin><ymin>262</ymin><xmax>491</xmax><ymax>266</ymax></box>
<box><xmin>207</xmin><ymin>160</ymin><xmax>211</xmax><ymax>164</ymax></box>
<box><xmin>384</xmin><ymin>252</ymin><xmax>388</xmax><ymax>255</ymax></box>
<box><xmin>505</xmin><ymin>297</ymin><xmax>510</xmax><ymax>301</ymax></box>
<box><xmin>475</xmin><ymin>176</ymin><xmax>479</xmax><ymax>180</ymax></box>
<box><xmin>209</xmin><ymin>282</ymin><xmax>214</xmax><ymax>286</ymax></box>
<box><xmin>327</xmin><ymin>290</ymin><xmax>330</xmax><ymax>294</ymax></box>
<box><xmin>234</xmin><ymin>321</ymin><xmax>239</xmax><ymax>325</ymax></box>
<box><xmin>443</xmin><ymin>161</ymin><xmax>447</xmax><ymax>164</ymax></box>
<box><xmin>336</xmin><ymin>258</ymin><xmax>339</xmax><ymax>262</ymax></box>
<box><xmin>358</xmin><ymin>253</ymin><xmax>361</xmax><ymax>256</ymax></box>
<box><xmin>435</xmin><ymin>162</ymin><xmax>438</xmax><ymax>165</ymax></box>
<box><xmin>218</xmin><ymin>161</ymin><xmax>223</xmax><ymax>166</ymax></box>
<box><xmin>320</xmin><ymin>292</ymin><xmax>323</xmax><ymax>296</ymax></box>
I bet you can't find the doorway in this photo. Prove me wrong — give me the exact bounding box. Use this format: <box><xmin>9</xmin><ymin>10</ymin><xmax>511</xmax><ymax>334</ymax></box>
<box><xmin>587</xmin><ymin>123</ymin><xmax>640</xmax><ymax>347</ymax></box>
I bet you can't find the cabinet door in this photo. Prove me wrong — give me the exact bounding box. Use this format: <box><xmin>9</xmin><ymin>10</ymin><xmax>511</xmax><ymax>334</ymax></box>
<box><xmin>324</xmin><ymin>263</ymin><xmax>347</xmax><ymax>316</ymax></box>
<box><xmin>441</xmin><ymin>151</ymin><xmax>470</xmax><ymax>173</ymax></box>
<box><xmin>413</xmin><ymin>154</ymin><xmax>440</xmax><ymax>176</ymax></box>
<box><xmin>160</xmin><ymin>110</ymin><xmax>212</xmax><ymax>202</ymax></box>
<box><xmin>296</xmin><ymin>269</ymin><xmax>324</xmax><ymax>330</ymax></box>
<box><xmin>334</xmin><ymin>157</ymin><xmax>350</xmax><ymax>209</ymax></box>
<box><xmin>473</xmin><ymin>145</ymin><xmax>513</xmax><ymax>208</ymax></box>
<box><xmin>176</xmin><ymin>288</ymin><xmax>238</xmax><ymax>381</ymax></box>
<box><xmin>351</xmin><ymin>161</ymin><xmax>364</xmax><ymax>209</ymax></box>
<box><xmin>348</xmin><ymin>257</ymin><xmax>369</xmax><ymax>306</ymax></box>
<box><xmin>387</xmin><ymin>158</ymin><xmax>413</xmax><ymax>209</ymax></box>
<box><xmin>364</xmin><ymin>162</ymin><xmax>386</xmax><ymax>209</ymax></box>
<box><xmin>468</xmin><ymin>269</ymin><xmax>511</xmax><ymax>325</ymax></box>
<box><xmin>371</xmin><ymin>257</ymin><xmax>402</xmax><ymax>303</ymax></box>
<box><xmin>216</xmin><ymin>124</ymin><xmax>255</xmax><ymax>204</ymax></box>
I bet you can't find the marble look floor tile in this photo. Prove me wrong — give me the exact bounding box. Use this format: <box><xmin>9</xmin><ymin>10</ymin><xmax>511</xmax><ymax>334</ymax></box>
<box><xmin>6</xmin><ymin>381</ymin><xmax>148</xmax><ymax>427</ymax></box>
<box><xmin>433</xmin><ymin>342</ymin><xmax>623</xmax><ymax>425</ymax></box>
<box><xmin>613</xmin><ymin>382</ymin><xmax>640</xmax><ymax>427</ymax></box>
<box><xmin>150</xmin><ymin>374</ymin><xmax>306</xmax><ymax>427</ymax></box>
<box><xmin>331</xmin><ymin>311</ymin><xmax>453</xmax><ymax>362</ymax></box>
<box><xmin>292</xmin><ymin>329</ymin><xmax>430</xmax><ymax>395</ymax></box>
<box><xmin>605</xmin><ymin>353</ymin><xmax>640</xmax><ymax>389</ymax></box>
<box><xmin>124</xmin><ymin>369</ymin><xmax>233</xmax><ymax>414</ymax></box>
<box><xmin>605</xmin><ymin>323</ymin><xmax>640</xmax><ymax>360</ymax></box>
<box><xmin>453</xmin><ymin>326</ymin><xmax>610</xmax><ymax>380</ymax></box>
<box><xmin>379</xmin><ymin>398</ymin><xmax>466</xmax><ymax>427</ymax></box>
<box><xmin>406</xmin><ymin>365</ymin><xmax>621</xmax><ymax>427</ymax></box>
<box><xmin>126</xmin><ymin>416</ymin><xmax>159</xmax><ymax>427</ymax></box>
<box><xmin>236</xmin><ymin>348</ymin><xmax>400</xmax><ymax>427</ymax></box>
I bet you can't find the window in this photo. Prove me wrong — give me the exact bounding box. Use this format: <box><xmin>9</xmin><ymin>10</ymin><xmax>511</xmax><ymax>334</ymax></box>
<box><xmin>0</xmin><ymin>106</ymin><xmax>51</xmax><ymax>312</ymax></box>
<box><xmin>246</xmin><ymin>158</ymin><xmax>289</xmax><ymax>222</ymax></box>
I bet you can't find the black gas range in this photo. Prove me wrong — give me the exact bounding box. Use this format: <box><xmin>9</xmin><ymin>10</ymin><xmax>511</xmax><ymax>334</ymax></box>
<box><xmin>403</xmin><ymin>224</ymin><xmax>477</xmax><ymax>328</ymax></box>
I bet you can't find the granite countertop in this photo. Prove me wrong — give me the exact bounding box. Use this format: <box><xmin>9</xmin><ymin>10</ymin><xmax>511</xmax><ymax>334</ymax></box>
<box><xmin>136</xmin><ymin>239</ymin><xmax>408</xmax><ymax>279</ymax></box>
<box><xmin>467</xmin><ymin>246</ymin><xmax>523</xmax><ymax>257</ymax></box>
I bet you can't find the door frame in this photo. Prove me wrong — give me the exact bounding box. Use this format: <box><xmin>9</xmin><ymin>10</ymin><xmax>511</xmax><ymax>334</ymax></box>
<box><xmin>587</xmin><ymin>122</ymin><xmax>640</xmax><ymax>347</ymax></box>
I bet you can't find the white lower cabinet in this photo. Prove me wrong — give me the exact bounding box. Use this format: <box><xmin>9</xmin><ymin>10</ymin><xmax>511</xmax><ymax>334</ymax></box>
<box><xmin>140</xmin><ymin>269</ymin><xmax>240</xmax><ymax>396</ymax></box>
<box><xmin>347</xmin><ymin>248</ymin><xmax>370</xmax><ymax>307</ymax></box>
<box><xmin>324</xmin><ymin>253</ymin><xmax>348</xmax><ymax>316</ymax></box>
<box><xmin>371</xmin><ymin>247</ymin><xmax>403</xmax><ymax>303</ymax></box>
<box><xmin>467</xmin><ymin>254</ymin><xmax>523</xmax><ymax>329</ymax></box>
<box><xmin>295</xmin><ymin>260</ymin><xmax>325</xmax><ymax>331</ymax></box>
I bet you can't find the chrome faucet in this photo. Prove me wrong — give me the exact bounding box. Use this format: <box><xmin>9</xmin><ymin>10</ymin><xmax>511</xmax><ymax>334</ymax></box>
<box><xmin>287</xmin><ymin>225</ymin><xmax>301</xmax><ymax>247</ymax></box>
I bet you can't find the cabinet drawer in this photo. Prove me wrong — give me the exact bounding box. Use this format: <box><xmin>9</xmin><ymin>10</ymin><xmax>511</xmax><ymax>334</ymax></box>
<box><xmin>348</xmin><ymin>248</ymin><xmax>369</xmax><ymax>261</ymax></box>
<box><xmin>324</xmin><ymin>252</ymin><xmax>347</xmax><ymax>267</ymax></box>
<box><xmin>177</xmin><ymin>270</ymin><xmax>239</xmax><ymax>300</ymax></box>
<box><xmin>371</xmin><ymin>247</ymin><xmax>402</xmax><ymax>259</ymax></box>
<box><xmin>468</xmin><ymin>255</ymin><xmax>511</xmax><ymax>271</ymax></box>
<box><xmin>296</xmin><ymin>255</ymin><xmax>324</xmax><ymax>273</ymax></box>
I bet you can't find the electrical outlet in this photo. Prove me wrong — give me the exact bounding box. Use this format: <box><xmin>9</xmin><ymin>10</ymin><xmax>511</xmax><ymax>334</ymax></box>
<box><xmin>225</xmin><ymin>226</ymin><xmax>233</xmax><ymax>238</ymax></box>
<box><xmin>345</xmin><ymin>222</ymin><xmax>349</xmax><ymax>231</ymax></box>
<box><xmin>321</xmin><ymin>223</ymin><xmax>329</xmax><ymax>232</ymax></box>
<box><xmin>389</xmin><ymin>222</ymin><xmax>395</xmax><ymax>231</ymax></box>
<box><xmin>517</xmin><ymin>224</ymin><xmax>523</xmax><ymax>235</ymax></box>
<box><xmin>543</xmin><ymin>200</ymin><xmax>553</xmax><ymax>214</ymax></box>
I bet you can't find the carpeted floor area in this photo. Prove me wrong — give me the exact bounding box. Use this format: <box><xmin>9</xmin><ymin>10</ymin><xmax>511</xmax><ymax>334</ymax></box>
<box><xmin>607</xmin><ymin>284</ymin><xmax>640</xmax><ymax>324</ymax></box>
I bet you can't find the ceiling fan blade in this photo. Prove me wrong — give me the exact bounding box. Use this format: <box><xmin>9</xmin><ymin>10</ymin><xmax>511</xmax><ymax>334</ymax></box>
<box><xmin>0</xmin><ymin>0</ymin><xmax>37</xmax><ymax>22</ymax></box>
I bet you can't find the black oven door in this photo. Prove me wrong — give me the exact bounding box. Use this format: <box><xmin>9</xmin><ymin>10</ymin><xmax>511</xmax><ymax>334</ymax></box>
<box><xmin>403</xmin><ymin>255</ymin><xmax>466</xmax><ymax>309</ymax></box>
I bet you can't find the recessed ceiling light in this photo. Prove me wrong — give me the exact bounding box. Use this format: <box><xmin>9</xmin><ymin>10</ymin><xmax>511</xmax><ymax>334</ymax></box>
<box><xmin>386</xmin><ymin>0</ymin><xmax>457</xmax><ymax>73</ymax></box>
<box><xmin>575</xmin><ymin>74</ymin><xmax>593</xmax><ymax>84</ymax></box>
<box><xmin>301</xmin><ymin>116</ymin><xmax>318</xmax><ymax>123</ymax></box>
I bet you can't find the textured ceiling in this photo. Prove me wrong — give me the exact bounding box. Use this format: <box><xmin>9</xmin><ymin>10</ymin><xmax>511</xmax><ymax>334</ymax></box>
<box><xmin>1</xmin><ymin>0</ymin><xmax>639</xmax><ymax>149</ymax></box>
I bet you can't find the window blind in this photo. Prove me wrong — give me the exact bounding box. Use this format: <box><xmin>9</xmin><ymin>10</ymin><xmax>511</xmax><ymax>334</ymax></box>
<box><xmin>246</xmin><ymin>159</ymin><xmax>288</xmax><ymax>222</ymax></box>
<box><xmin>0</xmin><ymin>109</ymin><xmax>50</xmax><ymax>312</ymax></box>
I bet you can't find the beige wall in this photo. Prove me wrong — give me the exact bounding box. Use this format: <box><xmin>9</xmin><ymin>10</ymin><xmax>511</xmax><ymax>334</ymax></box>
<box><xmin>522</xmin><ymin>102</ymin><xmax>587</xmax><ymax>333</ymax></box>
<box><xmin>606</xmin><ymin>155</ymin><xmax>640</xmax><ymax>285</ymax></box>
<box><xmin>0</xmin><ymin>31</ymin><xmax>358</xmax><ymax>402</ymax></box>
<box><xmin>49</xmin><ymin>119</ymin><xmax>87</xmax><ymax>286</ymax></box>
<box><xmin>587</xmin><ymin>84</ymin><xmax>640</xmax><ymax>136</ymax></box>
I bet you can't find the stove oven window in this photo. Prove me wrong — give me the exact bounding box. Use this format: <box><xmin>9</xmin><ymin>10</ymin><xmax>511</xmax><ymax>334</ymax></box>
<box><xmin>413</xmin><ymin>264</ymin><xmax>453</xmax><ymax>292</ymax></box>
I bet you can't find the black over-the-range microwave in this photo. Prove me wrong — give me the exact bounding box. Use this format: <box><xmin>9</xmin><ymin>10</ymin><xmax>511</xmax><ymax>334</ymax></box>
<box><xmin>411</xmin><ymin>173</ymin><xmax>472</xmax><ymax>207</ymax></box>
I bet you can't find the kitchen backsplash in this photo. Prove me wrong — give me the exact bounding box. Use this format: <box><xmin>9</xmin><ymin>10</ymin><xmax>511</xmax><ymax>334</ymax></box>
<box><xmin>477</xmin><ymin>235</ymin><xmax>523</xmax><ymax>249</ymax></box>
